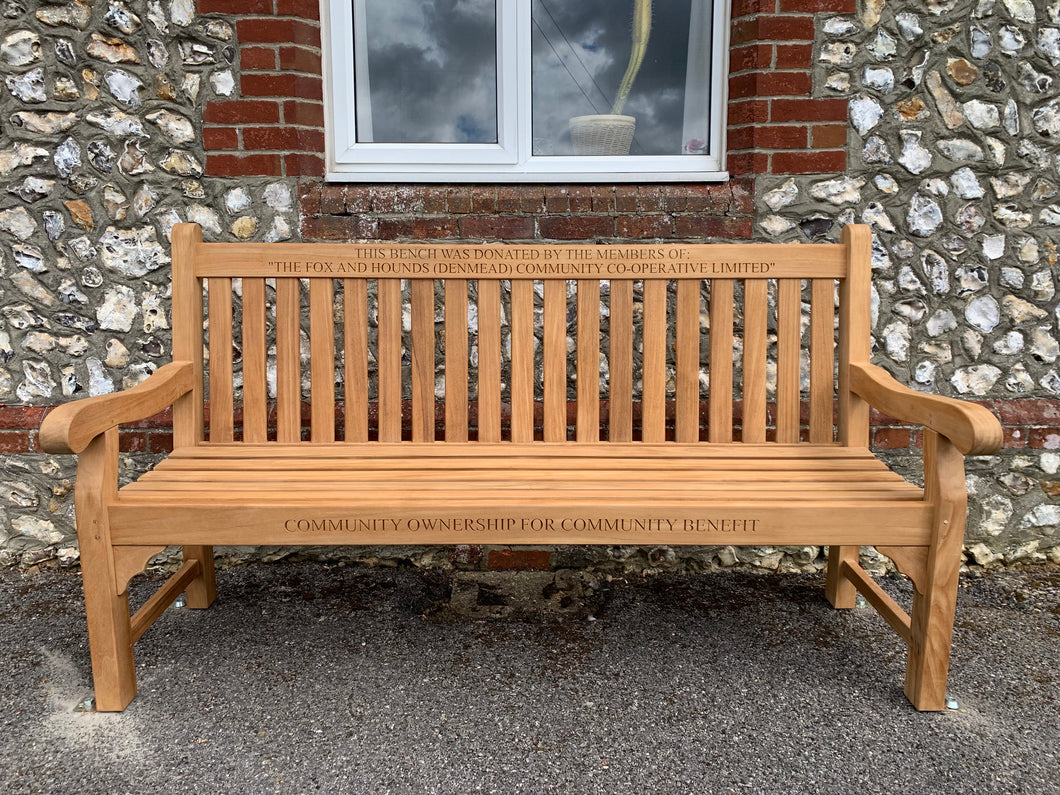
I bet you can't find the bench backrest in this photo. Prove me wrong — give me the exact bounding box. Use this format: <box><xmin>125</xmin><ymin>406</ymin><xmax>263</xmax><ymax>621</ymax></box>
<box><xmin>170</xmin><ymin>224</ymin><xmax>872</xmax><ymax>448</ymax></box>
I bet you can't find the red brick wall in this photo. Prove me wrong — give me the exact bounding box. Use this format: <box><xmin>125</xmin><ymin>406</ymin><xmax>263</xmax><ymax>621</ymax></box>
<box><xmin>199</xmin><ymin>0</ymin><xmax>854</xmax><ymax>237</ymax></box>
<box><xmin>200</xmin><ymin>0</ymin><xmax>326</xmax><ymax>178</ymax></box>
<box><xmin>727</xmin><ymin>0</ymin><xmax>853</xmax><ymax>175</ymax></box>
<box><xmin>297</xmin><ymin>182</ymin><xmax>755</xmax><ymax>241</ymax></box>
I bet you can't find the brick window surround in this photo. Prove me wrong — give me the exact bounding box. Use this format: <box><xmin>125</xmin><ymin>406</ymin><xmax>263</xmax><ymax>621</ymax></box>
<box><xmin>199</xmin><ymin>0</ymin><xmax>855</xmax><ymax>243</ymax></box>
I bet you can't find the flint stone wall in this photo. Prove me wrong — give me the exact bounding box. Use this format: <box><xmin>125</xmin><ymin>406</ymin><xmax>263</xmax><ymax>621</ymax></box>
<box><xmin>0</xmin><ymin>0</ymin><xmax>1057</xmax><ymax>574</ymax></box>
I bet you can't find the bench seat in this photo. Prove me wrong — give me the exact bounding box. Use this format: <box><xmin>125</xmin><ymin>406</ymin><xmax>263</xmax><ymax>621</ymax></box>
<box><xmin>109</xmin><ymin>444</ymin><xmax>929</xmax><ymax>547</ymax></box>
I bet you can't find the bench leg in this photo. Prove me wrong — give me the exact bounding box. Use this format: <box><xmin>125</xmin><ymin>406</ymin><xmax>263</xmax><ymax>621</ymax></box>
<box><xmin>76</xmin><ymin>430</ymin><xmax>137</xmax><ymax>711</ymax></box>
<box><xmin>825</xmin><ymin>546</ymin><xmax>859</xmax><ymax>608</ymax></box>
<box><xmin>182</xmin><ymin>545</ymin><xmax>216</xmax><ymax>609</ymax></box>
<box><xmin>904</xmin><ymin>432</ymin><xmax>966</xmax><ymax>711</ymax></box>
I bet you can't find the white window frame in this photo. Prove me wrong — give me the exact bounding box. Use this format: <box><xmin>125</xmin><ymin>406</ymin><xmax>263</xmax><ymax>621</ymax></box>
<box><xmin>321</xmin><ymin>0</ymin><xmax>730</xmax><ymax>183</ymax></box>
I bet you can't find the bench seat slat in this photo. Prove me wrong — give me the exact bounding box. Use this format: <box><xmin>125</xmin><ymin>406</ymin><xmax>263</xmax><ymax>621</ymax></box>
<box><xmin>130</xmin><ymin>464</ymin><xmax>914</xmax><ymax>485</ymax></box>
<box><xmin>118</xmin><ymin>496</ymin><xmax>928</xmax><ymax>506</ymax></box>
<box><xmin>121</xmin><ymin>488</ymin><xmax>923</xmax><ymax>505</ymax></box>
<box><xmin>168</xmin><ymin>442</ymin><xmax>874</xmax><ymax>459</ymax></box>
<box><xmin>118</xmin><ymin>478</ymin><xmax>922</xmax><ymax>499</ymax></box>
<box><xmin>151</xmin><ymin>460</ymin><xmax>907</xmax><ymax>477</ymax></box>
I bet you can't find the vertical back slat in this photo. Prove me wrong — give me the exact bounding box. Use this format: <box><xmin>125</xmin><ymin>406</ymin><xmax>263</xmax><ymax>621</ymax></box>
<box><xmin>576</xmin><ymin>280</ymin><xmax>600</xmax><ymax>442</ymax></box>
<box><xmin>444</xmin><ymin>280</ymin><xmax>469</xmax><ymax>442</ymax></box>
<box><xmin>675</xmin><ymin>279</ymin><xmax>701</xmax><ymax>442</ymax></box>
<box><xmin>776</xmin><ymin>279</ymin><xmax>802</xmax><ymax>444</ymax></box>
<box><xmin>477</xmin><ymin>280</ymin><xmax>502</xmax><ymax>442</ymax></box>
<box><xmin>543</xmin><ymin>280</ymin><xmax>567</xmax><ymax>442</ymax></box>
<box><xmin>343</xmin><ymin>279</ymin><xmax>368</xmax><ymax>442</ymax></box>
<box><xmin>241</xmin><ymin>278</ymin><xmax>267</xmax><ymax>443</ymax></box>
<box><xmin>839</xmin><ymin>225</ymin><xmax>871</xmax><ymax>446</ymax></box>
<box><xmin>377</xmin><ymin>278</ymin><xmax>402</xmax><ymax>442</ymax></box>
<box><xmin>208</xmin><ymin>278</ymin><xmax>234</xmax><ymax>442</ymax></box>
<box><xmin>642</xmin><ymin>279</ymin><xmax>667</xmax><ymax>442</ymax></box>
<box><xmin>172</xmin><ymin>224</ymin><xmax>204</xmax><ymax>448</ymax></box>
<box><xmin>410</xmin><ymin>280</ymin><xmax>435</xmax><ymax>442</ymax></box>
<box><xmin>708</xmin><ymin>279</ymin><xmax>734</xmax><ymax>443</ymax></box>
<box><xmin>309</xmin><ymin>279</ymin><xmax>335</xmax><ymax>443</ymax></box>
<box><xmin>275</xmin><ymin>279</ymin><xmax>301</xmax><ymax>443</ymax></box>
<box><xmin>609</xmin><ymin>279</ymin><xmax>634</xmax><ymax>442</ymax></box>
<box><xmin>510</xmin><ymin>280</ymin><xmax>535</xmax><ymax>443</ymax></box>
<box><xmin>809</xmin><ymin>278</ymin><xmax>835</xmax><ymax>444</ymax></box>
<box><xmin>742</xmin><ymin>280</ymin><xmax>768</xmax><ymax>443</ymax></box>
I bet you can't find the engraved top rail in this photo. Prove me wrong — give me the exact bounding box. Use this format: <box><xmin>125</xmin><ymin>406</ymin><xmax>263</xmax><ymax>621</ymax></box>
<box><xmin>191</xmin><ymin>242</ymin><xmax>850</xmax><ymax>280</ymax></box>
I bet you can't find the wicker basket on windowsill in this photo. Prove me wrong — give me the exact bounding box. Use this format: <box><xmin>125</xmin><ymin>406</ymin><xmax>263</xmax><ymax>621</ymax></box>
<box><xmin>569</xmin><ymin>114</ymin><xmax>636</xmax><ymax>155</ymax></box>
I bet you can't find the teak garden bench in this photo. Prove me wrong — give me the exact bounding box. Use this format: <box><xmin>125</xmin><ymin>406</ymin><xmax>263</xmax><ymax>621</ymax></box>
<box><xmin>40</xmin><ymin>224</ymin><xmax>1003</xmax><ymax>712</ymax></box>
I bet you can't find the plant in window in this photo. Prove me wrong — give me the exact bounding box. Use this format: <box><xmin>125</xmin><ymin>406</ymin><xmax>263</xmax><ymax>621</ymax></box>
<box><xmin>569</xmin><ymin>0</ymin><xmax>652</xmax><ymax>155</ymax></box>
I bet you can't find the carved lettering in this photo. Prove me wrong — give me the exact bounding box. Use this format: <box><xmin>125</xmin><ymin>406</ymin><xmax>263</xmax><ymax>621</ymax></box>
<box><xmin>281</xmin><ymin>517</ymin><xmax>760</xmax><ymax>534</ymax></box>
<box><xmin>265</xmin><ymin>247</ymin><xmax>777</xmax><ymax>280</ymax></box>
<box><xmin>712</xmin><ymin>262</ymin><xmax>775</xmax><ymax>274</ymax></box>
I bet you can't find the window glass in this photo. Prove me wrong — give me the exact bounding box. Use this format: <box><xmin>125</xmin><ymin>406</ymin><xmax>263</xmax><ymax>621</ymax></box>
<box><xmin>355</xmin><ymin>0</ymin><xmax>498</xmax><ymax>143</ymax></box>
<box><xmin>328</xmin><ymin>0</ymin><xmax>727</xmax><ymax>180</ymax></box>
<box><xmin>531</xmin><ymin>0</ymin><xmax>710</xmax><ymax>156</ymax></box>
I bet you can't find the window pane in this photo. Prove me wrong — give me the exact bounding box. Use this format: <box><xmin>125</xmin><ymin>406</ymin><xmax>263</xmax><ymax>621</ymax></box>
<box><xmin>531</xmin><ymin>0</ymin><xmax>711</xmax><ymax>156</ymax></box>
<box><xmin>355</xmin><ymin>0</ymin><xmax>498</xmax><ymax>144</ymax></box>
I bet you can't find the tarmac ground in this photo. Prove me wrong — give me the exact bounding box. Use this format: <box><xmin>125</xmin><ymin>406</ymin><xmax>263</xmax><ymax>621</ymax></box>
<box><xmin>1</xmin><ymin>561</ymin><xmax>1058</xmax><ymax>795</ymax></box>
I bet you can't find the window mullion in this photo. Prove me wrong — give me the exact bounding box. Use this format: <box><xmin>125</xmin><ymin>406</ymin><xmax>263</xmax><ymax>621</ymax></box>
<box><xmin>513</xmin><ymin>0</ymin><xmax>533</xmax><ymax>168</ymax></box>
<box><xmin>497</xmin><ymin>0</ymin><xmax>525</xmax><ymax>164</ymax></box>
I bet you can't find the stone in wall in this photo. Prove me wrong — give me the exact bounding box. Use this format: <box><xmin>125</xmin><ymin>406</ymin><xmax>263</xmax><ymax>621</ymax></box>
<box><xmin>755</xmin><ymin>0</ymin><xmax>1060</xmax><ymax>564</ymax></box>
<box><xmin>1</xmin><ymin>0</ymin><xmax>1057</xmax><ymax>574</ymax></box>
<box><xmin>0</xmin><ymin>1</ymin><xmax>299</xmax><ymax>564</ymax></box>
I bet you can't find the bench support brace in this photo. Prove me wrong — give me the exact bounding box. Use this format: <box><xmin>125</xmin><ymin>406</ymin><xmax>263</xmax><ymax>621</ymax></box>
<box><xmin>839</xmin><ymin>560</ymin><xmax>912</xmax><ymax>644</ymax></box>
<box><xmin>130</xmin><ymin>559</ymin><xmax>201</xmax><ymax>642</ymax></box>
<box><xmin>113</xmin><ymin>545</ymin><xmax>166</xmax><ymax>596</ymax></box>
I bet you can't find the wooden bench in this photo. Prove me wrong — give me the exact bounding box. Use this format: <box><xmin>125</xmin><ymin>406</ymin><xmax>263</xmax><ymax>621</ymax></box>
<box><xmin>40</xmin><ymin>223</ymin><xmax>1002</xmax><ymax>712</ymax></box>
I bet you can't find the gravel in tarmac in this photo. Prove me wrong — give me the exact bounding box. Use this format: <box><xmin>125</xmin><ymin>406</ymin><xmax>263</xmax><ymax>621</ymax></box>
<box><xmin>1</xmin><ymin>562</ymin><xmax>1057</xmax><ymax>795</ymax></box>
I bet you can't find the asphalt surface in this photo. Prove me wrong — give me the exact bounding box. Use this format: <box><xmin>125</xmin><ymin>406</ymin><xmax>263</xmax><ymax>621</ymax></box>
<box><xmin>1</xmin><ymin>562</ymin><xmax>1057</xmax><ymax>795</ymax></box>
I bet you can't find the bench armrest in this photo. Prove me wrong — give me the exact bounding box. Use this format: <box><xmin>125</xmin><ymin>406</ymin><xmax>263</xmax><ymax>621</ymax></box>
<box><xmin>849</xmin><ymin>362</ymin><xmax>1003</xmax><ymax>456</ymax></box>
<box><xmin>39</xmin><ymin>361</ymin><xmax>195</xmax><ymax>455</ymax></box>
